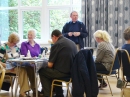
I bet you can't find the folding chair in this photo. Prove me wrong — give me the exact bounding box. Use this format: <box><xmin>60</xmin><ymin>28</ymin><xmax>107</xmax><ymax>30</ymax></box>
<box><xmin>118</xmin><ymin>49</ymin><xmax>130</xmax><ymax>87</ymax></box>
<box><xmin>50</xmin><ymin>78</ymin><xmax>72</xmax><ymax>97</ymax></box>
<box><xmin>97</xmin><ymin>49</ymin><xmax>120</xmax><ymax>96</ymax></box>
<box><xmin>4</xmin><ymin>73</ymin><xmax>18</xmax><ymax>97</ymax></box>
<box><xmin>0</xmin><ymin>69</ymin><xmax>5</xmax><ymax>89</ymax></box>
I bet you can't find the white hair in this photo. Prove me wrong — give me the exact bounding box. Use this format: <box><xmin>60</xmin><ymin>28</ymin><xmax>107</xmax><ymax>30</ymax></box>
<box><xmin>93</xmin><ymin>30</ymin><xmax>112</xmax><ymax>43</ymax></box>
<box><xmin>28</xmin><ymin>29</ymin><xmax>36</xmax><ymax>36</ymax></box>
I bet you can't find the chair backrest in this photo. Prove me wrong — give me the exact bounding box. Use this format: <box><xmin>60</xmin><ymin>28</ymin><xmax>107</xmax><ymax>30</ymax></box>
<box><xmin>109</xmin><ymin>48</ymin><xmax>120</xmax><ymax>75</ymax></box>
<box><xmin>71</xmin><ymin>49</ymin><xmax>98</xmax><ymax>97</ymax></box>
<box><xmin>84</xmin><ymin>47</ymin><xmax>95</xmax><ymax>55</ymax></box>
<box><xmin>118</xmin><ymin>49</ymin><xmax>130</xmax><ymax>79</ymax></box>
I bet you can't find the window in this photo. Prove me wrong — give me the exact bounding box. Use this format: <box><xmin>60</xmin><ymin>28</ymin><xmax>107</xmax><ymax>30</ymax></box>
<box><xmin>22</xmin><ymin>10</ymin><xmax>41</xmax><ymax>39</ymax></box>
<box><xmin>0</xmin><ymin>0</ymin><xmax>81</xmax><ymax>44</ymax></box>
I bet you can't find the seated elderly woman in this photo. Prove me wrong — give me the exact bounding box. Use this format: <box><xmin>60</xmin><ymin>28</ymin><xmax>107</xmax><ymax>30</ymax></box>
<box><xmin>93</xmin><ymin>30</ymin><xmax>115</xmax><ymax>88</ymax></box>
<box><xmin>0</xmin><ymin>33</ymin><xmax>31</xmax><ymax>97</ymax></box>
<box><xmin>20</xmin><ymin>29</ymin><xmax>41</xmax><ymax>95</ymax></box>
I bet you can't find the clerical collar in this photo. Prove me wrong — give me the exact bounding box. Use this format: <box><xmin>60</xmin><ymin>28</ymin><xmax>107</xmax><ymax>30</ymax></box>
<box><xmin>72</xmin><ymin>21</ymin><xmax>77</xmax><ymax>23</ymax></box>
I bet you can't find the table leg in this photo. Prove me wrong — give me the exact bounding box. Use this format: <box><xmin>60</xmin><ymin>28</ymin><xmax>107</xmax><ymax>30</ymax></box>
<box><xmin>35</xmin><ymin>62</ymin><xmax>38</xmax><ymax>97</ymax></box>
<box><xmin>15</xmin><ymin>63</ymin><xmax>20</xmax><ymax>97</ymax></box>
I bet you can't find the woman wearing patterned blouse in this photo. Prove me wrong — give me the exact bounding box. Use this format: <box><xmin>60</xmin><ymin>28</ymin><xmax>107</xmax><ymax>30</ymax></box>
<box><xmin>0</xmin><ymin>33</ymin><xmax>30</xmax><ymax>97</ymax></box>
<box><xmin>93</xmin><ymin>30</ymin><xmax>115</xmax><ymax>88</ymax></box>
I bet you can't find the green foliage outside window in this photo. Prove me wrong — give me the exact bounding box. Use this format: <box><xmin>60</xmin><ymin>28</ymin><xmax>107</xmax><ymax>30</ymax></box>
<box><xmin>9</xmin><ymin>10</ymin><xmax>18</xmax><ymax>35</ymax></box>
<box><xmin>23</xmin><ymin>11</ymin><xmax>41</xmax><ymax>39</ymax></box>
<box><xmin>48</xmin><ymin>0</ymin><xmax>70</xmax><ymax>5</ymax></box>
<box><xmin>0</xmin><ymin>0</ymin><xmax>81</xmax><ymax>41</ymax></box>
<box><xmin>49</xmin><ymin>10</ymin><xmax>70</xmax><ymax>33</ymax></box>
<box><xmin>21</xmin><ymin>0</ymin><xmax>42</xmax><ymax>6</ymax></box>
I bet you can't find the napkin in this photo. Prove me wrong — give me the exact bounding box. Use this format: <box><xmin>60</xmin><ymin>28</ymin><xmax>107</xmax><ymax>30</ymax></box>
<box><xmin>27</xmin><ymin>50</ymin><xmax>31</xmax><ymax>57</ymax></box>
<box><xmin>41</xmin><ymin>50</ymin><xmax>45</xmax><ymax>58</ymax></box>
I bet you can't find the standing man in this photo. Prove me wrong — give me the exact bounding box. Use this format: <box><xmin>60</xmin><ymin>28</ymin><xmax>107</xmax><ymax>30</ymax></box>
<box><xmin>39</xmin><ymin>29</ymin><xmax>77</xmax><ymax>97</ymax></box>
<box><xmin>62</xmin><ymin>11</ymin><xmax>88</xmax><ymax>50</ymax></box>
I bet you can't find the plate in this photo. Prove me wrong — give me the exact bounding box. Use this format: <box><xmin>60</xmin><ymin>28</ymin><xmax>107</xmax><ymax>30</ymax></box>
<box><xmin>8</xmin><ymin>58</ymin><xmax>21</xmax><ymax>61</ymax></box>
<box><xmin>22</xmin><ymin>57</ymin><xmax>33</xmax><ymax>60</ymax></box>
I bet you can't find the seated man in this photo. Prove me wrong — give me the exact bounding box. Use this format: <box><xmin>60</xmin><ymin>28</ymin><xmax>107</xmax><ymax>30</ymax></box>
<box><xmin>39</xmin><ymin>29</ymin><xmax>77</xmax><ymax>97</ymax></box>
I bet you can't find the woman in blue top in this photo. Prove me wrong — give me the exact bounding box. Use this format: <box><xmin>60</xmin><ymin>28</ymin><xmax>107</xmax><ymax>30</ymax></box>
<box><xmin>122</xmin><ymin>26</ymin><xmax>130</xmax><ymax>81</ymax></box>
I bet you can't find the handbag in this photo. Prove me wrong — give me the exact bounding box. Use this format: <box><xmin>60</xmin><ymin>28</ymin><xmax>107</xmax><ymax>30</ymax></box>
<box><xmin>116</xmin><ymin>69</ymin><xmax>125</xmax><ymax>89</ymax></box>
<box><xmin>116</xmin><ymin>78</ymin><xmax>125</xmax><ymax>88</ymax></box>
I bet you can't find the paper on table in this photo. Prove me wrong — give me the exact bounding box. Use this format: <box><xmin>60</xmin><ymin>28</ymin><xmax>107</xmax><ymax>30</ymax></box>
<box><xmin>6</xmin><ymin>62</ymin><xmax>15</xmax><ymax>70</ymax></box>
<box><xmin>12</xmin><ymin>53</ymin><xmax>19</xmax><ymax>58</ymax></box>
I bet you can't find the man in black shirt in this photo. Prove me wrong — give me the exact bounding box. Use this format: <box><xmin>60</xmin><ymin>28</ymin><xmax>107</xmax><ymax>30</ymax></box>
<box><xmin>39</xmin><ymin>29</ymin><xmax>77</xmax><ymax>97</ymax></box>
<box><xmin>62</xmin><ymin>11</ymin><xmax>88</xmax><ymax>50</ymax></box>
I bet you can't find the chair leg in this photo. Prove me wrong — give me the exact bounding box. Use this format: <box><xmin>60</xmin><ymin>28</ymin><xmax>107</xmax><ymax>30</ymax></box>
<box><xmin>69</xmin><ymin>86</ymin><xmax>72</xmax><ymax>97</ymax></box>
<box><xmin>66</xmin><ymin>83</ymin><xmax>72</xmax><ymax>97</ymax></box>
<box><xmin>10</xmin><ymin>77</ymin><xmax>13</xmax><ymax>97</ymax></box>
<box><xmin>101</xmin><ymin>75</ymin><xmax>104</xmax><ymax>88</ymax></box>
<box><xmin>106</xmin><ymin>76</ymin><xmax>113</xmax><ymax>96</ymax></box>
<box><xmin>121</xmin><ymin>89</ymin><xmax>123</xmax><ymax>97</ymax></box>
<box><xmin>50</xmin><ymin>82</ymin><xmax>54</xmax><ymax>97</ymax></box>
<box><xmin>69</xmin><ymin>84</ymin><xmax>72</xmax><ymax>97</ymax></box>
<box><xmin>14</xmin><ymin>76</ymin><xmax>19</xmax><ymax>97</ymax></box>
<box><xmin>37</xmin><ymin>75</ymin><xmax>41</xmax><ymax>88</ymax></box>
<box><xmin>50</xmin><ymin>80</ymin><xmax>72</xmax><ymax>97</ymax></box>
<box><xmin>124</xmin><ymin>82</ymin><xmax>128</xmax><ymax>88</ymax></box>
<box><xmin>15</xmin><ymin>80</ymin><xmax>18</xmax><ymax>97</ymax></box>
<box><xmin>66</xmin><ymin>84</ymin><xmax>69</xmax><ymax>97</ymax></box>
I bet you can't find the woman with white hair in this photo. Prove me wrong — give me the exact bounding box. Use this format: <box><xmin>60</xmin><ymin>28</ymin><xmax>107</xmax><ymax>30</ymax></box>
<box><xmin>93</xmin><ymin>30</ymin><xmax>115</xmax><ymax>88</ymax></box>
<box><xmin>20</xmin><ymin>29</ymin><xmax>41</xmax><ymax>96</ymax></box>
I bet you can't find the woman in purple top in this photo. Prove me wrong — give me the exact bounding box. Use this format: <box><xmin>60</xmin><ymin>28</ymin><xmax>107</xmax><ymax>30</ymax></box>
<box><xmin>20</xmin><ymin>29</ymin><xmax>41</xmax><ymax>95</ymax></box>
<box><xmin>20</xmin><ymin>30</ymin><xmax>40</xmax><ymax>57</ymax></box>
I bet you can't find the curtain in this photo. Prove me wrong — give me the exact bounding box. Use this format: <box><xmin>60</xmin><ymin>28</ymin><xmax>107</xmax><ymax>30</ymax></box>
<box><xmin>82</xmin><ymin>0</ymin><xmax>130</xmax><ymax>47</ymax></box>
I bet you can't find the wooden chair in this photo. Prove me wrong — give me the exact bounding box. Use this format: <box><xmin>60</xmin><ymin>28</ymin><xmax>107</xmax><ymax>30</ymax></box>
<box><xmin>97</xmin><ymin>49</ymin><xmax>120</xmax><ymax>96</ymax></box>
<box><xmin>50</xmin><ymin>78</ymin><xmax>72</xmax><ymax>97</ymax></box>
<box><xmin>4</xmin><ymin>73</ymin><xmax>18</xmax><ymax>97</ymax></box>
<box><xmin>118</xmin><ymin>49</ymin><xmax>130</xmax><ymax>87</ymax></box>
<box><xmin>0</xmin><ymin>69</ymin><xmax>6</xmax><ymax>90</ymax></box>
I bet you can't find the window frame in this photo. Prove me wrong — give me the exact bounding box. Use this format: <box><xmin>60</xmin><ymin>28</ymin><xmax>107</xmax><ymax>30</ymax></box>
<box><xmin>0</xmin><ymin>0</ymin><xmax>81</xmax><ymax>45</ymax></box>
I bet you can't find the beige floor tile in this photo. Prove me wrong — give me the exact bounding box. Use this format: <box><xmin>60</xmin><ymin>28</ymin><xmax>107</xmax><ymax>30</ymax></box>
<box><xmin>0</xmin><ymin>76</ymin><xmax>121</xmax><ymax>97</ymax></box>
